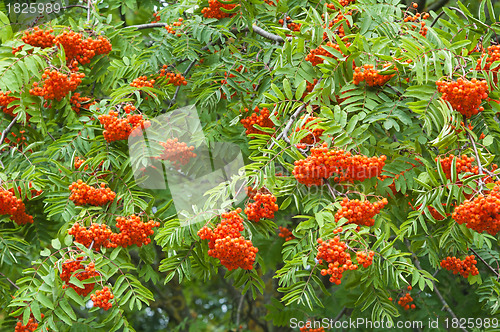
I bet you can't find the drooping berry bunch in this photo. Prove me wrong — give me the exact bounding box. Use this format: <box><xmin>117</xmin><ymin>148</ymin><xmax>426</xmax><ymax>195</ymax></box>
<box><xmin>452</xmin><ymin>185</ymin><xmax>500</xmax><ymax>235</ymax></box>
<box><xmin>68</xmin><ymin>222</ymin><xmax>117</xmax><ymax>250</ymax></box>
<box><xmin>91</xmin><ymin>286</ymin><xmax>114</xmax><ymax>310</ymax></box>
<box><xmin>151</xmin><ymin>12</ymin><xmax>161</xmax><ymax>23</ymax></box>
<box><xmin>440</xmin><ymin>255</ymin><xmax>479</xmax><ymax>278</ymax></box>
<box><xmin>295</xmin><ymin>116</ymin><xmax>324</xmax><ymax>144</ymax></box>
<box><xmin>292</xmin><ymin>144</ymin><xmax>386</xmax><ymax>186</ymax></box>
<box><xmin>317</xmin><ymin>236</ymin><xmax>357</xmax><ymax>285</ymax></box>
<box><xmin>197</xmin><ymin>208</ymin><xmax>258</xmax><ymax>270</ymax></box>
<box><xmin>240</xmin><ymin>107</ymin><xmax>275</xmax><ymax>136</ymax></box>
<box><xmin>14</xmin><ymin>313</ymin><xmax>45</xmax><ymax>332</ymax></box>
<box><xmin>244</xmin><ymin>193</ymin><xmax>279</xmax><ymax>222</ymax></box>
<box><xmin>0</xmin><ymin>90</ymin><xmax>19</xmax><ymax>117</ymax></box>
<box><xmin>158</xmin><ymin>65</ymin><xmax>188</xmax><ymax>86</ymax></box>
<box><xmin>353</xmin><ymin>63</ymin><xmax>396</xmax><ymax>86</ymax></box>
<box><xmin>356</xmin><ymin>250</ymin><xmax>375</xmax><ymax>268</ymax></box>
<box><xmin>68</xmin><ymin>180</ymin><xmax>116</xmax><ymax>206</ymax></box>
<box><xmin>74</xmin><ymin>156</ymin><xmax>87</xmax><ymax>170</ymax></box>
<box><xmin>201</xmin><ymin>0</ymin><xmax>237</xmax><ymax>19</ymax></box>
<box><xmin>130</xmin><ymin>76</ymin><xmax>155</xmax><ymax>88</ymax></box>
<box><xmin>334</xmin><ymin>197</ymin><xmax>388</xmax><ymax>227</ymax></box>
<box><xmin>22</xmin><ymin>27</ymin><xmax>56</xmax><ymax>48</ymax></box>
<box><xmin>98</xmin><ymin>110</ymin><xmax>151</xmax><ymax>142</ymax></box>
<box><xmin>278</xmin><ymin>16</ymin><xmax>301</xmax><ymax>32</ymax></box>
<box><xmin>110</xmin><ymin>215</ymin><xmax>160</xmax><ymax>247</ymax></box>
<box><xmin>30</xmin><ymin>69</ymin><xmax>85</xmax><ymax>101</ymax></box>
<box><xmin>70</xmin><ymin>93</ymin><xmax>96</xmax><ymax>113</ymax></box>
<box><xmin>278</xmin><ymin>226</ymin><xmax>295</xmax><ymax>241</ymax></box>
<box><xmin>55</xmin><ymin>30</ymin><xmax>112</xmax><ymax>65</ymax></box>
<box><xmin>164</xmin><ymin>18</ymin><xmax>183</xmax><ymax>36</ymax></box>
<box><xmin>59</xmin><ymin>258</ymin><xmax>99</xmax><ymax>296</ymax></box>
<box><xmin>0</xmin><ymin>188</ymin><xmax>34</xmax><ymax>225</ymax></box>
<box><xmin>305</xmin><ymin>42</ymin><xmax>345</xmax><ymax>66</ymax></box>
<box><xmin>476</xmin><ymin>45</ymin><xmax>500</xmax><ymax>82</ymax></box>
<box><xmin>323</xmin><ymin>11</ymin><xmax>352</xmax><ymax>41</ymax></box>
<box><xmin>403</xmin><ymin>3</ymin><xmax>430</xmax><ymax>37</ymax></box>
<box><xmin>397</xmin><ymin>286</ymin><xmax>416</xmax><ymax>310</ymax></box>
<box><xmin>436</xmin><ymin>78</ymin><xmax>489</xmax><ymax>118</ymax></box>
<box><xmin>154</xmin><ymin>138</ymin><xmax>197</xmax><ymax>168</ymax></box>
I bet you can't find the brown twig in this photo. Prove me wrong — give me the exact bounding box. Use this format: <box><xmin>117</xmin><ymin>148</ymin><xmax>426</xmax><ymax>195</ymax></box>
<box><xmin>0</xmin><ymin>114</ymin><xmax>20</xmax><ymax>146</ymax></box>
<box><xmin>469</xmin><ymin>248</ymin><xmax>500</xmax><ymax>279</ymax></box>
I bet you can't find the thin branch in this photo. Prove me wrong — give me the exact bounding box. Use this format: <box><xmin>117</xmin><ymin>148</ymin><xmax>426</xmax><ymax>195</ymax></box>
<box><xmin>469</xmin><ymin>248</ymin><xmax>500</xmax><ymax>279</ymax></box>
<box><xmin>0</xmin><ymin>272</ymin><xmax>20</xmax><ymax>289</ymax></box>
<box><xmin>251</xmin><ymin>24</ymin><xmax>287</xmax><ymax>43</ymax></box>
<box><xmin>86</xmin><ymin>0</ymin><xmax>92</xmax><ymax>24</ymax></box>
<box><xmin>0</xmin><ymin>114</ymin><xmax>20</xmax><ymax>146</ymax></box>
<box><xmin>430</xmin><ymin>11</ymin><xmax>446</xmax><ymax>28</ymax></box>
<box><xmin>235</xmin><ymin>293</ymin><xmax>245</xmax><ymax>328</ymax></box>
<box><xmin>130</xmin><ymin>22</ymin><xmax>170</xmax><ymax>30</ymax></box>
<box><xmin>466</xmin><ymin>123</ymin><xmax>485</xmax><ymax>191</ymax></box>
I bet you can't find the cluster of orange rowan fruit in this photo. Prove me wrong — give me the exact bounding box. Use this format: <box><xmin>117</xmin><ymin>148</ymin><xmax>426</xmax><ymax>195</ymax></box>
<box><xmin>98</xmin><ymin>109</ymin><xmax>151</xmax><ymax>143</ymax></box>
<box><xmin>0</xmin><ymin>187</ymin><xmax>33</xmax><ymax>225</ymax></box>
<box><xmin>440</xmin><ymin>255</ymin><xmax>479</xmax><ymax>278</ymax></box>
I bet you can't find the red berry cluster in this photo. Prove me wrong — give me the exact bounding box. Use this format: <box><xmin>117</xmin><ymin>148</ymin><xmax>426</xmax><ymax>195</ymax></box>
<box><xmin>353</xmin><ymin>64</ymin><xmax>396</xmax><ymax>86</ymax></box>
<box><xmin>278</xmin><ymin>226</ymin><xmax>295</xmax><ymax>241</ymax></box>
<box><xmin>12</xmin><ymin>45</ymin><xmax>24</xmax><ymax>55</ymax></box>
<box><xmin>437</xmin><ymin>154</ymin><xmax>497</xmax><ymax>184</ymax></box>
<box><xmin>403</xmin><ymin>4</ymin><xmax>430</xmax><ymax>37</ymax></box>
<box><xmin>0</xmin><ymin>188</ymin><xmax>34</xmax><ymax>225</ymax></box>
<box><xmin>68</xmin><ymin>180</ymin><xmax>116</xmax><ymax>206</ymax></box>
<box><xmin>317</xmin><ymin>236</ymin><xmax>357</xmax><ymax>285</ymax></box>
<box><xmin>305</xmin><ymin>42</ymin><xmax>345</xmax><ymax>66</ymax></box>
<box><xmin>476</xmin><ymin>45</ymin><xmax>500</xmax><ymax>82</ymax></box>
<box><xmin>91</xmin><ymin>286</ymin><xmax>114</xmax><ymax>310</ymax></box>
<box><xmin>278</xmin><ymin>16</ymin><xmax>301</xmax><ymax>32</ymax></box>
<box><xmin>327</xmin><ymin>0</ymin><xmax>355</xmax><ymax>7</ymax></box>
<box><xmin>303</xmin><ymin>79</ymin><xmax>319</xmax><ymax>98</ymax></box>
<box><xmin>70</xmin><ymin>93</ymin><xmax>96</xmax><ymax>113</ymax></box>
<box><xmin>299</xmin><ymin>325</ymin><xmax>325</xmax><ymax>332</ymax></box>
<box><xmin>334</xmin><ymin>197</ymin><xmax>388</xmax><ymax>227</ymax></box>
<box><xmin>397</xmin><ymin>286</ymin><xmax>416</xmax><ymax>310</ymax></box>
<box><xmin>295</xmin><ymin>116</ymin><xmax>324</xmax><ymax>144</ymax></box>
<box><xmin>293</xmin><ymin>144</ymin><xmax>386</xmax><ymax>186</ymax></box>
<box><xmin>356</xmin><ymin>250</ymin><xmax>375</xmax><ymax>268</ymax></box>
<box><xmin>30</xmin><ymin>69</ymin><xmax>85</xmax><ymax>101</ymax></box>
<box><xmin>436</xmin><ymin>78</ymin><xmax>489</xmax><ymax>118</ymax></box>
<box><xmin>452</xmin><ymin>185</ymin><xmax>500</xmax><ymax>235</ymax></box>
<box><xmin>55</xmin><ymin>30</ymin><xmax>112</xmax><ymax>65</ymax></box>
<box><xmin>0</xmin><ymin>90</ymin><xmax>19</xmax><ymax>117</ymax></box>
<box><xmin>197</xmin><ymin>208</ymin><xmax>258</xmax><ymax>270</ymax></box>
<box><xmin>440</xmin><ymin>255</ymin><xmax>479</xmax><ymax>278</ymax></box>
<box><xmin>244</xmin><ymin>193</ymin><xmax>279</xmax><ymax>222</ymax></box>
<box><xmin>68</xmin><ymin>222</ymin><xmax>117</xmax><ymax>250</ymax></box>
<box><xmin>240</xmin><ymin>107</ymin><xmax>275</xmax><ymax>136</ymax></box>
<box><xmin>60</xmin><ymin>258</ymin><xmax>99</xmax><ymax>296</ymax></box>
<box><xmin>111</xmin><ymin>215</ymin><xmax>160</xmax><ymax>247</ymax></box>
<box><xmin>15</xmin><ymin>313</ymin><xmax>45</xmax><ymax>332</ymax></box>
<box><xmin>201</xmin><ymin>0</ymin><xmax>237</xmax><ymax>19</ymax></box>
<box><xmin>130</xmin><ymin>76</ymin><xmax>155</xmax><ymax>88</ymax></box>
<box><xmin>151</xmin><ymin>12</ymin><xmax>161</xmax><ymax>23</ymax></box>
<box><xmin>155</xmin><ymin>138</ymin><xmax>197</xmax><ymax>168</ymax></box>
<box><xmin>159</xmin><ymin>65</ymin><xmax>188</xmax><ymax>86</ymax></box>
<box><xmin>164</xmin><ymin>18</ymin><xmax>183</xmax><ymax>36</ymax></box>
<box><xmin>22</xmin><ymin>27</ymin><xmax>55</xmax><ymax>48</ymax></box>
<box><xmin>74</xmin><ymin>156</ymin><xmax>87</xmax><ymax>170</ymax></box>
<box><xmin>98</xmin><ymin>110</ymin><xmax>151</xmax><ymax>142</ymax></box>
<box><xmin>323</xmin><ymin>11</ymin><xmax>352</xmax><ymax>40</ymax></box>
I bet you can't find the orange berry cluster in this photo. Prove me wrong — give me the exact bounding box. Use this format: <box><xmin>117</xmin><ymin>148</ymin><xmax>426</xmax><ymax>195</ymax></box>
<box><xmin>197</xmin><ymin>208</ymin><xmax>258</xmax><ymax>270</ymax></box>
<box><xmin>68</xmin><ymin>222</ymin><xmax>117</xmax><ymax>250</ymax></box>
<box><xmin>30</xmin><ymin>69</ymin><xmax>85</xmax><ymax>101</ymax></box>
<box><xmin>278</xmin><ymin>226</ymin><xmax>294</xmax><ymax>241</ymax></box>
<box><xmin>323</xmin><ymin>11</ymin><xmax>352</xmax><ymax>40</ymax></box>
<box><xmin>441</xmin><ymin>255</ymin><xmax>479</xmax><ymax>278</ymax></box>
<box><xmin>299</xmin><ymin>325</ymin><xmax>325</xmax><ymax>332</ymax></box>
<box><xmin>240</xmin><ymin>107</ymin><xmax>275</xmax><ymax>136</ymax></box>
<box><xmin>201</xmin><ymin>0</ymin><xmax>237</xmax><ymax>19</ymax></box>
<box><xmin>278</xmin><ymin>17</ymin><xmax>301</xmax><ymax>32</ymax></box>
<box><xmin>70</xmin><ymin>93</ymin><xmax>95</xmax><ymax>113</ymax></box>
<box><xmin>403</xmin><ymin>5</ymin><xmax>430</xmax><ymax>37</ymax></box>
<box><xmin>305</xmin><ymin>42</ymin><xmax>344</xmax><ymax>66</ymax></box>
<box><xmin>452</xmin><ymin>185</ymin><xmax>500</xmax><ymax>235</ymax></box>
<box><xmin>264</xmin><ymin>0</ymin><xmax>277</xmax><ymax>5</ymax></box>
<box><xmin>158</xmin><ymin>65</ymin><xmax>188</xmax><ymax>86</ymax></box>
<box><xmin>334</xmin><ymin>197</ymin><xmax>388</xmax><ymax>227</ymax></box>
<box><xmin>68</xmin><ymin>180</ymin><xmax>116</xmax><ymax>206</ymax></box>
<box><xmin>353</xmin><ymin>64</ymin><xmax>396</xmax><ymax>86</ymax></box>
<box><xmin>22</xmin><ymin>27</ymin><xmax>55</xmax><ymax>48</ymax></box>
<box><xmin>317</xmin><ymin>236</ymin><xmax>357</xmax><ymax>284</ymax></box>
<box><xmin>91</xmin><ymin>286</ymin><xmax>114</xmax><ymax>310</ymax></box>
<box><xmin>293</xmin><ymin>144</ymin><xmax>386</xmax><ymax>186</ymax></box>
<box><xmin>476</xmin><ymin>45</ymin><xmax>500</xmax><ymax>82</ymax></box>
<box><xmin>356</xmin><ymin>250</ymin><xmax>375</xmax><ymax>268</ymax></box>
<box><xmin>74</xmin><ymin>156</ymin><xmax>87</xmax><ymax>170</ymax></box>
<box><xmin>15</xmin><ymin>313</ymin><xmax>45</xmax><ymax>332</ymax></box>
<box><xmin>151</xmin><ymin>12</ymin><xmax>161</xmax><ymax>23</ymax></box>
<box><xmin>437</xmin><ymin>154</ymin><xmax>497</xmax><ymax>183</ymax></box>
<box><xmin>436</xmin><ymin>78</ymin><xmax>489</xmax><ymax>118</ymax></box>
<box><xmin>303</xmin><ymin>79</ymin><xmax>319</xmax><ymax>98</ymax></box>
<box><xmin>155</xmin><ymin>138</ymin><xmax>197</xmax><ymax>168</ymax></box>
<box><xmin>60</xmin><ymin>258</ymin><xmax>99</xmax><ymax>296</ymax></box>
<box><xmin>164</xmin><ymin>18</ymin><xmax>183</xmax><ymax>36</ymax></box>
<box><xmin>0</xmin><ymin>90</ymin><xmax>19</xmax><ymax>117</ymax></box>
<box><xmin>327</xmin><ymin>0</ymin><xmax>355</xmax><ymax>7</ymax></box>
<box><xmin>244</xmin><ymin>193</ymin><xmax>279</xmax><ymax>222</ymax></box>
<box><xmin>295</xmin><ymin>116</ymin><xmax>324</xmax><ymax>144</ymax></box>
<box><xmin>12</xmin><ymin>45</ymin><xmax>24</xmax><ymax>55</ymax></box>
<box><xmin>98</xmin><ymin>110</ymin><xmax>151</xmax><ymax>142</ymax></box>
<box><xmin>130</xmin><ymin>76</ymin><xmax>155</xmax><ymax>88</ymax></box>
<box><xmin>55</xmin><ymin>30</ymin><xmax>112</xmax><ymax>65</ymax></box>
<box><xmin>0</xmin><ymin>188</ymin><xmax>34</xmax><ymax>225</ymax></box>
<box><xmin>397</xmin><ymin>286</ymin><xmax>416</xmax><ymax>310</ymax></box>
<box><xmin>111</xmin><ymin>215</ymin><xmax>160</xmax><ymax>247</ymax></box>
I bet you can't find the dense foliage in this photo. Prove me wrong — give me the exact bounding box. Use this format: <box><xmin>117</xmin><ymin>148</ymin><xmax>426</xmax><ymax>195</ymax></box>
<box><xmin>2</xmin><ymin>0</ymin><xmax>500</xmax><ymax>331</ymax></box>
